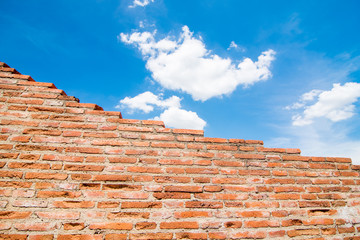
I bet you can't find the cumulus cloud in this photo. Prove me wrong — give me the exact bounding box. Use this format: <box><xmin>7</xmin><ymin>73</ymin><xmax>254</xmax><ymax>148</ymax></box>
<box><xmin>129</xmin><ymin>0</ymin><xmax>154</xmax><ymax>8</ymax></box>
<box><xmin>154</xmin><ymin>107</ymin><xmax>206</xmax><ymax>130</ymax></box>
<box><xmin>120</xmin><ymin>26</ymin><xmax>276</xmax><ymax>101</ymax></box>
<box><xmin>288</xmin><ymin>82</ymin><xmax>360</xmax><ymax>126</ymax></box>
<box><xmin>117</xmin><ymin>91</ymin><xmax>180</xmax><ymax>113</ymax></box>
<box><xmin>117</xmin><ymin>91</ymin><xmax>206</xmax><ymax>130</ymax></box>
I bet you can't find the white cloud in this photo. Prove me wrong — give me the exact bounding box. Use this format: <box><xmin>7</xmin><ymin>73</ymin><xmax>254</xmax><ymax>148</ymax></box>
<box><xmin>120</xmin><ymin>26</ymin><xmax>276</xmax><ymax>101</ymax></box>
<box><xmin>288</xmin><ymin>82</ymin><xmax>360</xmax><ymax>126</ymax></box>
<box><xmin>227</xmin><ymin>41</ymin><xmax>238</xmax><ymax>50</ymax></box>
<box><xmin>227</xmin><ymin>41</ymin><xmax>245</xmax><ymax>52</ymax></box>
<box><xmin>129</xmin><ymin>0</ymin><xmax>154</xmax><ymax>8</ymax></box>
<box><xmin>116</xmin><ymin>91</ymin><xmax>180</xmax><ymax>113</ymax></box>
<box><xmin>117</xmin><ymin>91</ymin><xmax>206</xmax><ymax>130</ymax></box>
<box><xmin>301</xmin><ymin>89</ymin><xmax>322</xmax><ymax>101</ymax></box>
<box><xmin>154</xmin><ymin>107</ymin><xmax>206</xmax><ymax>130</ymax></box>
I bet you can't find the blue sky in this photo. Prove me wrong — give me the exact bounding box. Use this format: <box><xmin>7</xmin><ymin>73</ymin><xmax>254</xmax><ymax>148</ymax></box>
<box><xmin>1</xmin><ymin>0</ymin><xmax>360</xmax><ymax>164</ymax></box>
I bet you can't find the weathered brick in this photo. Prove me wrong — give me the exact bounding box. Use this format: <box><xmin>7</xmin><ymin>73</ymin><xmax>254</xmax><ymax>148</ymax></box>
<box><xmin>58</xmin><ymin>235</ymin><xmax>102</xmax><ymax>240</ymax></box>
<box><xmin>89</xmin><ymin>222</ymin><xmax>132</xmax><ymax>230</ymax></box>
<box><xmin>0</xmin><ymin>211</ymin><xmax>31</xmax><ymax>219</ymax></box>
<box><xmin>160</xmin><ymin>221</ymin><xmax>198</xmax><ymax>229</ymax></box>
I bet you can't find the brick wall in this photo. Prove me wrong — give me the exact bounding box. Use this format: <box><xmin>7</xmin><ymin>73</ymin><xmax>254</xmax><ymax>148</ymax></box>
<box><xmin>0</xmin><ymin>61</ymin><xmax>359</xmax><ymax>240</ymax></box>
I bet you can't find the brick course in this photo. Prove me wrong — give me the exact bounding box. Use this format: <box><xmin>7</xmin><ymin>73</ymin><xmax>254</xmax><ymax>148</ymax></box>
<box><xmin>0</xmin><ymin>61</ymin><xmax>359</xmax><ymax>239</ymax></box>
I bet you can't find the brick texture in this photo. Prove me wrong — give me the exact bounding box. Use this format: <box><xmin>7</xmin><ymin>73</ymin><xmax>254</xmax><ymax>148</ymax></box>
<box><xmin>0</xmin><ymin>61</ymin><xmax>359</xmax><ymax>239</ymax></box>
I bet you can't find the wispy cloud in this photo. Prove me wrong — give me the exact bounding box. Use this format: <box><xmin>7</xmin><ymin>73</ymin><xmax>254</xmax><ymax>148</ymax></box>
<box><xmin>117</xmin><ymin>91</ymin><xmax>206</xmax><ymax>130</ymax></box>
<box><xmin>120</xmin><ymin>26</ymin><xmax>276</xmax><ymax>101</ymax></box>
<box><xmin>129</xmin><ymin>0</ymin><xmax>154</xmax><ymax>8</ymax></box>
<box><xmin>227</xmin><ymin>41</ymin><xmax>245</xmax><ymax>52</ymax></box>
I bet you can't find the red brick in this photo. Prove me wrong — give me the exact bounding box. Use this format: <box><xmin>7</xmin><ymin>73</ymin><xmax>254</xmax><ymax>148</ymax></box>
<box><xmin>299</xmin><ymin>201</ymin><xmax>331</xmax><ymax>208</ymax></box>
<box><xmin>28</xmin><ymin>235</ymin><xmax>54</xmax><ymax>240</ymax></box>
<box><xmin>0</xmin><ymin>211</ymin><xmax>31</xmax><ymax>219</ymax></box>
<box><xmin>108</xmin><ymin>192</ymin><xmax>149</xmax><ymax>199</ymax></box>
<box><xmin>23</xmin><ymin>128</ymin><xmax>62</xmax><ymax>136</ymax></box>
<box><xmin>14</xmin><ymin>222</ymin><xmax>56</xmax><ymax>231</ymax></box>
<box><xmin>49</xmin><ymin>115</ymin><xmax>84</xmax><ymax>122</ymax></box>
<box><xmin>268</xmin><ymin>230</ymin><xmax>286</xmax><ymax>238</ymax></box>
<box><xmin>25</xmin><ymin>172</ymin><xmax>67</xmax><ymax>180</ymax></box>
<box><xmin>159</xmin><ymin>158</ymin><xmax>193</xmax><ymax>165</ymax></box>
<box><xmin>28</xmin><ymin>106</ymin><xmax>64</xmax><ymax>113</ymax></box>
<box><xmin>215</xmin><ymin>193</ymin><xmax>249</xmax><ymax>200</ymax></box>
<box><xmin>8</xmin><ymin>162</ymin><xmax>50</xmax><ymax>170</ymax></box>
<box><xmin>109</xmin><ymin>212</ymin><xmax>149</xmax><ymax>221</ymax></box>
<box><xmin>224</xmin><ymin>221</ymin><xmax>242</xmax><ymax>228</ymax></box>
<box><xmin>212</xmin><ymin>177</ymin><xmax>246</xmax><ymax>184</ymax></box>
<box><xmin>118</xmin><ymin>126</ymin><xmax>153</xmax><ymax>132</ymax></box>
<box><xmin>176</xmin><ymin>233</ymin><xmax>208</xmax><ymax>239</ymax></box>
<box><xmin>104</xmin><ymin>234</ymin><xmax>127</xmax><ymax>240</ymax></box>
<box><xmin>11</xmin><ymin>136</ymin><xmax>31</xmax><ymax>142</ymax></box>
<box><xmin>208</xmin><ymin>232</ymin><xmax>226</xmax><ymax>239</ymax></box>
<box><xmin>236</xmin><ymin>211</ymin><xmax>270</xmax><ymax>218</ymax></box>
<box><xmin>274</xmin><ymin>186</ymin><xmax>304</xmax><ymax>192</ymax></box>
<box><xmin>135</xmin><ymin>222</ymin><xmax>156</xmax><ymax>229</ymax></box>
<box><xmin>103</xmin><ymin>184</ymin><xmax>141</xmax><ymax>191</ymax></box>
<box><xmin>91</xmin><ymin>139</ymin><xmax>129</xmax><ymax>146</ymax></box>
<box><xmin>231</xmin><ymin>231</ymin><xmax>266</xmax><ymax>239</ymax></box>
<box><xmin>65</xmin><ymin>147</ymin><xmax>103</xmax><ymax>154</ymax></box>
<box><xmin>183</xmin><ymin>152</ymin><xmax>214</xmax><ymax>158</ymax></box>
<box><xmin>160</xmin><ymin>221</ymin><xmax>198</xmax><ymax>229</ymax></box>
<box><xmin>0</xmin><ymin>170</ymin><xmax>23</xmax><ymax>178</ymax></box>
<box><xmin>307</xmin><ymin>209</ymin><xmax>337</xmax><ymax>216</ymax></box>
<box><xmin>89</xmin><ymin>222</ymin><xmax>132</xmax><ymax>230</ymax></box>
<box><xmin>0</xmin><ymin>152</ymin><xmax>19</xmax><ymax>159</ymax></box>
<box><xmin>53</xmin><ymin>201</ymin><xmax>94</xmax><ymax>208</ymax></box>
<box><xmin>121</xmin><ymin>201</ymin><xmax>162</xmax><ymax>209</ymax></box>
<box><xmin>60</xmin><ymin>122</ymin><xmax>97</xmax><ymax>129</ymax></box>
<box><xmin>108</xmin><ymin>156</ymin><xmax>136</xmax><ymax>163</ymax></box>
<box><xmin>185</xmin><ymin>167</ymin><xmax>218</xmax><ymax>174</ymax></box>
<box><xmin>0</xmin><ymin>235</ymin><xmax>28</xmax><ymax>240</ymax></box>
<box><xmin>43</xmin><ymin>154</ymin><xmax>83</xmax><ymax>162</ymax></box>
<box><xmin>129</xmin><ymin>233</ymin><xmax>173</xmax><ymax>240</ymax></box>
<box><xmin>36</xmin><ymin>212</ymin><xmax>80</xmax><ymax>219</ymax></box>
<box><xmin>244</xmin><ymin>220</ymin><xmax>279</xmax><ymax>228</ymax></box>
<box><xmin>165</xmin><ymin>185</ymin><xmax>202</xmax><ymax>193</ymax></box>
<box><xmin>234</xmin><ymin>153</ymin><xmax>265</xmax><ymax>159</ymax></box>
<box><xmin>174</xmin><ymin>211</ymin><xmax>212</xmax><ymax>218</ymax></box>
<box><xmin>64</xmin><ymin>164</ymin><xmax>104</xmax><ymax>172</ymax></box>
<box><xmin>303</xmin><ymin>218</ymin><xmax>333</xmax><ymax>225</ymax></box>
<box><xmin>213</xmin><ymin>160</ymin><xmax>244</xmax><ymax>167</ymax></box>
<box><xmin>127</xmin><ymin>166</ymin><xmax>163</xmax><ymax>173</ymax></box>
<box><xmin>173</xmin><ymin>129</ymin><xmax>203</xmax><ymax>135</ymax></box>
<box><xmin>283</xmin><ymin>155</ymin><xmax>311</xmax><ymax>161</ymax></box>
<box><xmin>63</xmin><ymin>223</ymin><xmax>85</xmax><ymax>230</ymax></box>
<box><xmin>204</xmin><ymin>185</ymin><xmax>223</xmax><ymax>192</ymax></box>
<box><xmin>58</xmin><ymin>235</ymin><xmax>102</xmax><ymax>240</ymax></box>
<box><xmin>37</xmin><ymin>191</ymin><xmax>80</xmax><ymax>198</ymax></box>
<box><xmin>287</xmin><ymin>228</ymin><xmax>320</xmax><ymax>237</ymax></box>
<box><xmin>245</xmin><ymin>201</ymin><xmax>279</xmax><ymax>208</ymax></box>
<box><xmin>0</xmin><ymin>181</ymin><xmax>32</xmax><ymax>188</ymax></box>
<box><xmin>155</xmin><ymin>176</ymin><xmax>191</xmax><ymax>183</ymax></box>
<box><xmin>153</xmin><ymin>192</ymin><xmax>191</xmax><ymax>199</ymax></box>
<box><xmin>186</xmin><ymin>201</ymin><xmax>223</xmax><ymax>209</ymax></box>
